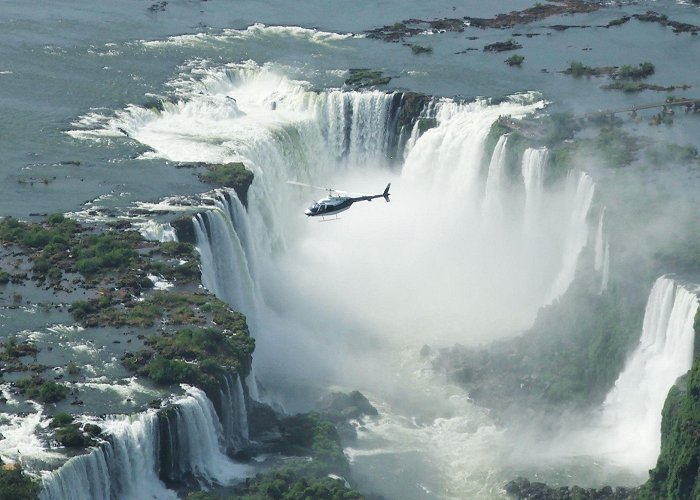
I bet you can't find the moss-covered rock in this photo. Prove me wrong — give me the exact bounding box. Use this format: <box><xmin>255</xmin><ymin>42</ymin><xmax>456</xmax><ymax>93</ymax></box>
<box><xmin>344</xmin><ymin>69</ymin><xmax>391</xmax><ymax>88</ymax></box>
<box><xmin>14</xmin><ymin>377</ymin><xmax>69</xmax><ymax>403</ymax></box>
<box><xmin>198</xmin><ymin>163</ymin><xmax>254</xmax><ymax>207</ymax></box>
<box><xmin>0</xmin><ymin>463</ymin><xmax>40</xmax><ymax>500</ymax></box>
<box><xmin>639</xmin><ymin>354</ymin><xmax>700</xmax><ymax>499</ymax></box>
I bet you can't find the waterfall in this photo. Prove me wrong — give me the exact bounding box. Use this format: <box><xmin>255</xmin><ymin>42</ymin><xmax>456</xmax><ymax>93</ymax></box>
<box><xmin>138</xmin><ymin>220</ymin><xmax>178</xmax><ymax>242</ymax></box>
<box><xmin>41</xmin><ymin>387</ymin><xmax>250</xmax><ymax>499</ymax></box>
<box><xmin>193</xmin><ymin>208</ymin><xmax>258</xmax><ymax>325</ymax></box>
<box><xmin>593</xmin><ymin>208</ymin><xmax>610</xmax><ymax>294</ymax></box>
<box><xmin>245</xmin><ymin>366</ymin><xmax>261</xmax><ymax>402</ymax></box>
<box><xmin>521</xmin><ymin>147</ymin><xmax>546</xmax><ymax>236</ymax></box>
<box><xmin>159</xmin><ymin>387</ymin><xmax>248</xmax><ymax>486</ymax></box>
<box><xmin>40</xmin><ymin>411</ymin><xmax>174</xmax><ymax>500</ymax></box>
<box><xmin>219</xmin><ymin>373</ymin><xmax>249</xmax><ymax>449</ymax></box>
<box><xmin>600</xmin><ymin>241</ymin><xmax>610</xmax><ymax>294</ymax></box>
<box><xmin>597</xmin><ymin>276</ymin><xmax>699</xmax><ymax>470</ymax></box>
<box><xmin>481</xmin><ymin>135</ymin><xmax>509</xmax><ymax>220</ymax></box>
<box><xmin>594</xmin><ymin>209</ymin><xmax>605</xmax><ymax>272</ymax></box>
<box><xmin>545</xmin><ymin>171</ymin><xmax>595</xmax><ymax>304</ymax></box>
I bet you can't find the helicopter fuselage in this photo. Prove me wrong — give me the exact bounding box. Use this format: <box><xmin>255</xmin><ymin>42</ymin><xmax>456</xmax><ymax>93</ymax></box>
<box><xmin>303</xmin><ymin>183</ymin><xmax>391</xmax><ymax>217</ymax></box>
<box><xmin>305</xmin><ymin>196</ymin><xmax>354</xmax><ymax>217</ymax></box>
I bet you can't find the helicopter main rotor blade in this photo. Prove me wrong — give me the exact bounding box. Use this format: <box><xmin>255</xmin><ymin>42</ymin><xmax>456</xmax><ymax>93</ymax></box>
<box><xmin>286</xmin><ymin>180</ymin><xmax>334</xmax><ymax>192</ymax></box>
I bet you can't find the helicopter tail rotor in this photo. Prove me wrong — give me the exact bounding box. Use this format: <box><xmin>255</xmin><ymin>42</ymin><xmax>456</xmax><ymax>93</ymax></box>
<box><xmin>383</xmin><ymin>183</ymin><xmax>391</xmax><ymax>202</ymax></box>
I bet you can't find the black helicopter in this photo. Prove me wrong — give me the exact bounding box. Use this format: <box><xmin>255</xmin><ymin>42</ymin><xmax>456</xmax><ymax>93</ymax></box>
<box><xmin>287</xmin><ymin>181</ymin><xmax>391</xmax><ymax>219</ymax></box>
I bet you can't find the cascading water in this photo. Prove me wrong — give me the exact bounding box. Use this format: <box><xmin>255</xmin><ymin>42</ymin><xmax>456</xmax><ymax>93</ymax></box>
<box><xmin>545</xmin><ymin>171</ymin><xmax>595</xmax><ymax>304</ymax></box>
<box><xmin>219</xmin><ymin>373</ymin><xmax>250</xmax><ymax>448</ymax></box>
<box><xmin>594</xmin><ymin>208</ymin><xmax>610</xmax><ymax>294</ymax></box>
<box><xmin>521</xmin><ymin>147</ymin><xmax>546</xmax><ymax>236</ymax></box>
<box><xmin>159</xmin><ymin>387</ymin><xmax>249</xmax><ymax>486</ymax></box>
<box><xmin>482</xmin><ymin>135</ymin><xmax>509</xmax><ymax>221</ymax></box>
<box><xmin>40</xmin><ymin>411</ymin><xmax>173</xmax><ymax>500</ymax></box>
<box><xmin>41</xmin><ymin>387</ymin><xmax>250</xmax><ymax>500</ymax></box>
<box><xmin>593</xmin><ymin>276</ymin><xmax>699</xmax><ymax>471</ymax></box>
<box><xmin>75</xmin><ymin>61</ymin><xmax>611</xmax><ymax>497</ymax></box>
<box><xmin>138</xmin><ymin>220</ymin><xmax>178</xmax><ymax>243</ymax></box>
<box><xmin>193</xmin><ymin>206</ymin><xmax>258</xmax><ymax>325</ymax></box>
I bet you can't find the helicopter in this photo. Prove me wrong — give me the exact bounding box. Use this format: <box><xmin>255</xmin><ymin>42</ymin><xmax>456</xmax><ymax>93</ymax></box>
<box><xmin>287</xmin><ymin>181</ymin><xmax>391</xmax><ymax>219</ymax></box>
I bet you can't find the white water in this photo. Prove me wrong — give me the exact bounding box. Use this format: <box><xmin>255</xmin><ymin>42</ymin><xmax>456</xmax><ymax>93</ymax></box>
<box><xmin>138</xmin><ymin>220</ymin><xmax>178</xmax><ymax>242</ymax></box>
<box><xmin>40</xmin><ymin>387</ymin><xmax>250</xmax><ymax>500</ymax></box>
<box><xmin>194</xmin><ymin>204</ymin><xmax>259</xmax><ymax>324</ymax></box>
<box><xmin>521</xmin><ymin>147</ymin><xmax>546</xmax><ymax>236</ymax></box>
<box><xmin>482</xmin><ymin>135</ymin><xmax>508</xmax><ymax>221</ymax></box>
<box><xmin>40</xmin><ymin>411</ymin><xmax>174</xmax><ymax>500</ymax></box>
<box><xmin>0</xmin><ymin>404</ymin><xmax>63</xmax><ymax>468</ymax></box>
<box><xmin>593</xmin><ymin>209</ymin><xmax>610</xmax><ymax>294</ymax></box>
<box><xmin>594</xmin><ymin>276</ymin><xmax>698</xmax><ymax>471</ymax></box>
<box><xmin>75</xmin><ymin>61</ymin><xmax>610</xmax><ymax>497</ymax></box>
<box><xmin>220</xmin><ymin>373</ymin><xmax>250</xmax><ymax>448</ymax></box>
<box><xmin>167</xmin><ymin>386</ymin><xmax>250</xmax><ymax>485</ymax></box>
<box><xmin>545</xmin><ymin>171</ymin><xmax>596</xmax><ymax>304</ymax></box>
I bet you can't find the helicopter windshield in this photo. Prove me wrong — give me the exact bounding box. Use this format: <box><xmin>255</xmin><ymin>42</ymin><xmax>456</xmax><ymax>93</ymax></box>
<box><xmin>308</xmin><ymin>202</ymin><xmax>320</xmax><ymax>213</ymax></box>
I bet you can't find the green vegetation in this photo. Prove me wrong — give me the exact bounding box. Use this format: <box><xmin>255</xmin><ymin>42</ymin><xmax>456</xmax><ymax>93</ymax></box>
<box><xmin>590</xmin><ymin>127</ymin><xmax>639</xmax><ymax>167</ymax></box>
<box><xmin>0</xmin><ymin>270</ymin><xmax>9</xmax><ymax>284</ymax></box>
<box><xmin>564</xmin><ymin>61</ymin><xmax>616</xmax><ymax>78</ymax></box>
<box><xmin>618</xmin><ymin>62</ymin><xmax>655</xmax><ymax>80</ymax></box>
<box><xmin>601</xmin><ymin>82</ymin><xmax>687</xmax><ymax>93</ymax></box>
<box><xmin>443</xmin><ymin>283</ymin><xmax>646</xmax><ymax>410</ymax></box>
<box><xmin>408</xmin><ymin>44</ymin><xmax>432</xmax><ymax>55</ymax></box>
<box><xmin>646</xmin><ymin>143</ymin><xmax>699</xmax><ymax>165</ymax></box>
<box><xmin>505</xmin><ymin>54</ymin><xmax>524</xmax><ymax>66</ymax></box>
<box><xmin>416</xmin><ymin>117</ymin><xmax>437</xmax><ymax>134</ymax></box>
<box><xmin>54</xmin><ymin>424</ymin><xmax>95</xmax><ymax>448</ymax></box>
<box><xmin>640</xmin><ymin>354</ymin><xmax>700</xmax><ymax>499</ymax></box>
<box><xmin>49</xmin><ymin>412</ymin><xmax>74</xmax><ymax>427</ymax></box>
<box><xmin>198</xmin><ymin>163</ymin><xmax>254</xmax><ymax>207</ymax></box>
<box><xmin>483</xmin><ymin>39</ymin><xmax>522</xmax><ymax>52</ymax></box>
<box><xmin>66</xmin><ymin>361</ymin><xmax>80</xmax><ymax>375</ymax></box>
<box><xmin>0</xmin><ymin>216</ymin><xmax>168</xmax><ymax>286</ymax></box>
<box><xmin>120</xmin><ymin>296</ymin><xmax>254</xmax><ymax>387</ymax></box>
<box><xmin>344</xmin><ymin>69</ymin><xmax>391</xmax><ymax>88</ymax></box>
<box><xmin>1</xmin><ymin>337</ymin><xmax>38</xmax><ymax>361</ymax></box>
<box><xmin>225</xmin><ymin>412</ymin><xmax>359</xmax><ymax>499</ymax></box>
<box><xmin>14</xmin><ymin>377</ymin><xmax>69</xmax><ymax>403</ymax></box>
<box><xmin>49</xmin><ymin>414</ymin><xmax>101</xmax><ymax>448</ymax></box>
<box><xmin>70</xmin><ymin>291</ymin><xmax>215</xmax><ymax>328</ymax></box>
<box><xmin>0</xmin><ymin>462</ymin><xmax>40</xmax><ymax>500</ymax></box>
<box><xmin>73</xmin><ymin>233</ymin><xmax>138</xmax><ymax>276</ymax></box>
<box><xmin>237</xmin><ymin>472</ymin><xmax>362</xmax><ymax>500</ymax></box>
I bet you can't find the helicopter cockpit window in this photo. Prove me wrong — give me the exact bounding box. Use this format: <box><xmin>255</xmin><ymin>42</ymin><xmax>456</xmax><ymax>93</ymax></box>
<box><xmin>308</xmin><ymin>203</ymin><xmax>319</xmax><ymax>213</ymax></box>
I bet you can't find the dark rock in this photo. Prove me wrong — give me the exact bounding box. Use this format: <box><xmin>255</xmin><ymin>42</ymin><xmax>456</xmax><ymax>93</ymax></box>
<box><xmin>317</xmin><ymin>390</ymin><xmax>378</xmax><ymax>422</ymax></box>
<box><xmin>248</xmin><ymin>400</ymin><xmax>280</xmax><ymax>439</ymax></box>
<box><xmin>484</xmin><ymin>40</ymin><xmax>522</xmax><ymax>52</ymax></box>
<box><xmin>170</xmin><ymin>216</ymin><xmax>197</xmax><ymax>244</ymax></box>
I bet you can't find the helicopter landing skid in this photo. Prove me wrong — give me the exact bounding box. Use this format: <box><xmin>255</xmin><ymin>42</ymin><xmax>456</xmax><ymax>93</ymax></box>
<box><xmin>319</xmin><ymin>216</ymin><xmax>340</xmax><ymax>222</ymax></box>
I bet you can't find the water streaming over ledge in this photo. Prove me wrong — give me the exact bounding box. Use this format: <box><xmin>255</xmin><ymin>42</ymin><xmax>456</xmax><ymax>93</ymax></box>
<box><xmin>68</xmin><ymin>62</ymin><xmax>612</xmax><ymax>497</ymax></box>
<box><xmin>40</xmin><ymin>385</ymin><xmax>250</xmax><ymax>500</ymax></box>
<box><xmin>595</xmin><ymin>276</ymin><xmax>699</xmax><ymax>471</ymax></box>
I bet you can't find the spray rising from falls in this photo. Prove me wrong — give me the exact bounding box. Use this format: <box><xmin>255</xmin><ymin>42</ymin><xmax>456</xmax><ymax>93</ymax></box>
<box><xmin>40</xmin><ymin>386</ymin><xmax>250</xmax><ymax>500</ymax></box>
<box><xmin>86</xmin><ymin>61</ymin><xmax>609</xmax><ymax>351</ymax></box>
<box><xmin>70</xmin><ymin>60</ymin><xmax>618</xmax><ymax>497</ymax></box>
<box><xmin>544</xmin><ymin>171</ymin><xmax>596</xmax><ymax>304</ymax></box>
<box><xmin>592</xmin><ymin>276</ymin><xmax>699</xmax><ymax>472</ymax></box>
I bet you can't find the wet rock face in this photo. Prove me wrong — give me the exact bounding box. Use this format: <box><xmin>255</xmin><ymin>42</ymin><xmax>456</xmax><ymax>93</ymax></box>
<box><xmin>316</xmin><ymin>390</ymin><xmax>379</xmax><ymax>421</ymax></box>
<box><xmin>504</xmin><ymin>477</ymin><xmax>638</xmax><ymax>500</ymax></box>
